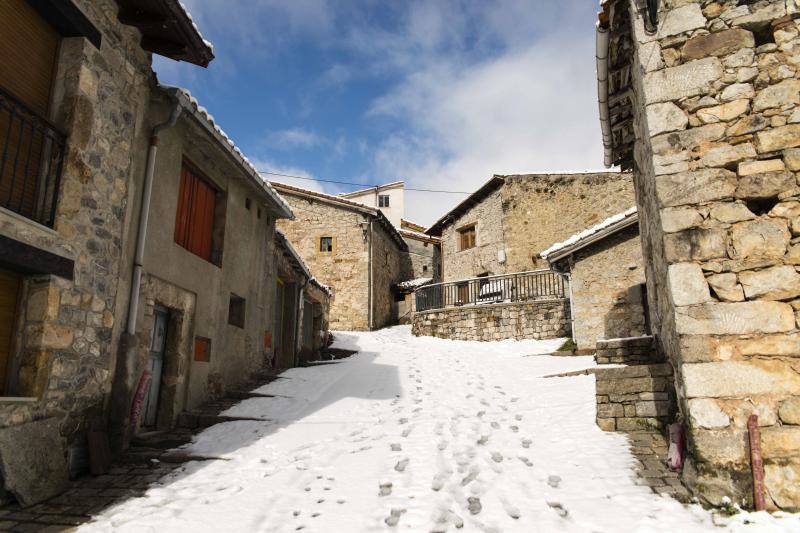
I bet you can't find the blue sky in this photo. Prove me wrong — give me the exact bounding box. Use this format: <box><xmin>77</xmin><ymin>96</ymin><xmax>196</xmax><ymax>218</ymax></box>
<box><xmin>156</xmin><ymin>0</ymin><xmax>606</xmax><ymax>225</ymax></box>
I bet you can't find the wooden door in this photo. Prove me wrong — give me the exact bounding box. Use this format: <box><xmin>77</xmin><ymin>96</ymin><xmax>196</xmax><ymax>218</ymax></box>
<box><xmin>0</xmin><ymin>268</ymin><xmax>21</xmax><ymax>394</ymax></box>
<box><xmin>142</xmin><ymin>307</ymin><xmax>168</xmax><ymax>427</ymax></box>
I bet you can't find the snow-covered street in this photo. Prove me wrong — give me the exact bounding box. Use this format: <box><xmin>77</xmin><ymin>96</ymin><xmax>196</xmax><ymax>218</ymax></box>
<box><xmin>83</xmin><ymin>327</ymin><xmax>798</xmax><ymax>532</ymax></box>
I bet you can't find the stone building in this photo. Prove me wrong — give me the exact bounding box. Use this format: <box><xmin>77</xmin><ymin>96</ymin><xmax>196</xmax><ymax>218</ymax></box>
<box><xmin>110</xmin><ymin>86</ymin><xmax>294</xmax><ymax>447</ymax></box>
<box><xmin>399</xmin><ymin>219</ymin><xmax>442</xmax><ymax>281</ymax></box>
<box><xmin>598</xmin><ymin>0</ymin><xmax>800</xmax><ymax>509</ymax></box>
<box><xmin>273</xmin><ymin>230</ymin><xmax>331</xmax><ymax>368</ymax></box>
<box><xmin>541</xmin><ymin>207</ymin><xmax>647</xmax><ymax>349</ymax></box>
<box><xmin>425</xmin><ymin>172</ymin><xmax>635</xmax><ymax>281</ymax></box>
<box><xmin>0</xmin><ymin>0</ymin><xmax>213</xmax><ymax>505</ymax></box>
<box><xmin>271</xmin><ymin>182</ymin><xmax>408</xmax><ymax>331</ymax></box>
<box><xmin>340</xmin><ymin>181</ymin><xmax>405</xmax><ymax>227</ymax></box>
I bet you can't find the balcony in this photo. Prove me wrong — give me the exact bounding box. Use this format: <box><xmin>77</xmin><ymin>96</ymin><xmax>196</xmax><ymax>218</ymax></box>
<box><xmin>414</xmin><ymin>269</ymin><xmax>568</xmax><ymax>313</ymax></box>
<box><xmin>0</xmin><ymin>86</ymin><xmax>66</xmax><ymax>228</ymax></box>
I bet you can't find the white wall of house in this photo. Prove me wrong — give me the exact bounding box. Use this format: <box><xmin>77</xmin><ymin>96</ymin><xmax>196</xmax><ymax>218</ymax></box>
<box><xmin>342</xmin><ymin>183</ymin><xmax>404</xmax><ymax>227</ymax></box>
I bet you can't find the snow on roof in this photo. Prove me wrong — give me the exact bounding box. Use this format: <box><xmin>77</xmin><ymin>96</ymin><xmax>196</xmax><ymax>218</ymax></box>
<box><xmin>399</xmin><ymin>228</ymin><xmax>440</xmax><ymax>242</ymax></box>
<box><xmin>178</xmin><ymin>2</ymin><xmax>214</xmax><ymax>51</ymax></box>
<box><xmin>540</xmin><ymin>207</ymin><xmax>637</xmax><ymax>259</ymax></box>
<box><xmin>396</xmin><ymin>277</ymin><xmax>433</xmax><ymax>290</ymax></box>
<box><xmin>164</xmin><ymin>85</ymin><xmax>293</xmax><ymax>218</ymax></box>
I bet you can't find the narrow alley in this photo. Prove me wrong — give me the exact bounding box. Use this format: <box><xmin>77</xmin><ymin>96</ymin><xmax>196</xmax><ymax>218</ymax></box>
<box><xmin>73</xmin><ymin>328</ymin><xmax>796</xmax><ymax>532</ymax></box>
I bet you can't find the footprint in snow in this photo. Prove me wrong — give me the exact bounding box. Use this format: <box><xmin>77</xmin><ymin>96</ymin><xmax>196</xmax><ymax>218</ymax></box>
<box><xmin>521</xmin><ymin>438</ymin><xmax>532</xmax><ymax>448</ymax></box>
<box><xmin>467</xmin><ymin>497</ymin><xmax>482</xmax><ymax>515</ymax></box>
<box><xmin>548</xmin><ymin>475</ymin><xmax>562</xmax><ymax>488</ymax></box>
<box><xmin>511</xmin><ymin>397</ymin><xmax>519</xmax><ymax>402</ymax></box>
<box><xmin>379</xmin><ymin>481</ymin><xmax>393</xmax><ymax>496</ymax></box>
<box><xmin>461</xmin><ymin>465</ymin><xmax>480</xmax><ymax>486</ymax></box>
<box><xmin>490</xmin><ymin>421</ymin><xmax>500</xmax><ymax>429</ymax></box>
<box><xmin>518</xmin><ymin>456</ymin><xmax>533</xmax><ymax>467</ymax></box>
<box><xmin>490</xmin><ymin>451</ymin><xmax>503</xmax><ymax>463</ymax></box>
<box><xmin>395</xmin><ymin>457</ymin><xmax>410</xmax><ymax>472</ymax></box>
<box><xmin>401</xmin><ymin>427</ymin><xmax>413</xmax><ymax>438</ymax></box>
<box><xmin>547</xmin><ymin>500</ymin><xmax>569</xmax><ymax>517</ymax></box>
<box><xmin>477</xmin><ymin>434</ymin><xmax>489</xmax><ymax>446</ymax></box>
<box><xmin>399</xmin><ymin>417</ymin><xmax>408</xmax><ymax>425</ymax></box>
<box><xmin>431</xmin><ymin>473</ymin><xmax>447</xmax><ymax>491</ymax></box>
<box><xmin>391</xmin><ymin>443</ymin><xmax>402</xmax><ymax>452</ymax></box>
<box><xmin>515</xmin><ymin>414</ymin><xmax>523</xmax><ymax>421</ymax></box>
<box><xmin>500</xmin><ymin>496</ymin><xmax>521</xmax><ymax>519</ymax></box>
<box><xmin>510</xmin><ymin>425</ymin><xmax>519</xmax><ymax>433</ymax></box>
<box><xmin>293</xmin><ymin>510</ymin><xmax>301</xmax><ymax>517</ymax></box>
<box><xmin>384</xmin><ymin>507</ymin><xmax>406</xmax><ymax>527</ymax></box>
<box><xmin>437</xmin><ymin>440</ymin><xmax>448</xmax><ymax>451</ymax></box>
<box><xmin>477</xmin><ymin>410</ymin><xmax>485</xmax><ymax>418</ymax></box>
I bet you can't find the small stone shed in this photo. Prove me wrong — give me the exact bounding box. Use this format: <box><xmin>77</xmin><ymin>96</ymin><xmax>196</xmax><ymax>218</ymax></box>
<box><xmin>273</xmin><ymin>230</ymin><xmax>330</xmax><ymax>368</ymax></box>
<box><xmin>271</xmin><ymin>182</ymin><xmax>409</xmax><ymax>331</ymax></box>
<box><xmin>542</xmin><ymin>207</ymin><xmax>647</xmax><ymax>350</ymax></box>
<box><xmin>597</xmin><ymin>0</ymin><xmax>800</xmax><ymax>509</ymax></box>
<box><xmin>425</xmin><ymin>172</ymin><xmax>635</xmax><ymax>282</ymax></box>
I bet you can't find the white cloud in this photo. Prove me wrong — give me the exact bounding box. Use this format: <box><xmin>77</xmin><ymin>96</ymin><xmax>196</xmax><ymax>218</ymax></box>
<box><xmin>264</xmin><ymin>128</ymin><xmax>323</xmax><ymax>150</ymax></box>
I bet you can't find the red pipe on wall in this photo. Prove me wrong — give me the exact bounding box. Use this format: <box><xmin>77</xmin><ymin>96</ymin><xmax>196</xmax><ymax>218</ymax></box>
<box><xmin>748</xmin><ymin>414</ymin><xmax>766</xmax><ymax>511</ymax></box>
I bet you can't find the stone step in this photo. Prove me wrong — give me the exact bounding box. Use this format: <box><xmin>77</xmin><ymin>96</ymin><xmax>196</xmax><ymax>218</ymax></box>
<box><xmin>595</xmin><ymin>335</ymin><xmax>663</xmax><ymax>365</ymax></box>
<box><xmin>595</xmin><ymin>363</ymin><xmax>677</xmax><ymax>432</ymax></box>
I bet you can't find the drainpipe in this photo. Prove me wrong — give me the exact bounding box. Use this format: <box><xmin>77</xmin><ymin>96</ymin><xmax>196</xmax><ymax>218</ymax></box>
<box><xmin>294</xmin><ymin>277</ymin><xmax>309</xmax><ymax>367</ymax></box>
<box><xmin>126</xmin><ymin>93</ymin><xmax>183</xmax><ymax>336</ymax></box>
<box><xmin>368</xmin><ymin>219</ymin><xmax>374</xmax><ymax>330</ymax></box>
<box><xmin>596</xmin><ymin>21</ymin><xmax>612</xmax><ymax>168</ymax></box>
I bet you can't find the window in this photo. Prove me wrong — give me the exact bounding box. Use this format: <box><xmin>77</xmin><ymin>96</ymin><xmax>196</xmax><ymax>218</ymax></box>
<box><xmin>174</xmin><ymin>163</ymin><xmax>218</xmax><ymax>262</ymax></box>
<box><xmin>378</xmin><ymin>195</ymin><xmax>390</xmax><ymax>207</ymax></box>
<box><xmin>320</xmin><ymin>236</ymin><xmax>334</xmax><ymax>253</ymax></box>
<box><xmin>228</xmin><ymin>294</ymin><xmax>246</xmax><ymax>328</ymax></box>
<box><xmin>194</xmin><ymin>337</ymin><xmax>211</xmax><ymax>362</ymax></box>
<box><xmin>245</xmin><ymin>197</ymin><xmax>251</xmax><ymax>210</ymax></box>
<box><xmin>458</xmin><ymin>224</ymin><xmax>476</xmax><ymax>251</ymax></box>
<box><xmin>423</xmin><ymin>265</ymin><xmax>428</xmax><ymax>273</ymax></box>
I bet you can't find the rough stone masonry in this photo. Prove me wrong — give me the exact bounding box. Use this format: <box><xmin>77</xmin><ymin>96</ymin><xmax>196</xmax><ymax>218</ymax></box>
<box><xmin>602</xmin><ymin>0</ymin><xmax>800</xmax><ymax>510</ymax></box>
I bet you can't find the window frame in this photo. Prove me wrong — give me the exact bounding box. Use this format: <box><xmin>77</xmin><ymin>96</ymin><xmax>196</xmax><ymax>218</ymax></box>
<box><xmin>319</xmin><ymin>236</ymin><xmax>334</xmax><ymax>253</ymax></box>
<box><xmin>378</xmin><ymin>194</ymin><xmax>390</xmax><ymax>207</ymax></box>
<box><xmin>174</xmin><ymin>159</ymin><xmax>223</xmax><ymax>264</ymax></box>
<box><xmin>457</xmin><ymin>223</ymin><xmax>476</xmax><ymax>251</ymax></box>
<box><xmin>227</xmin><ymin>293</ymin><xmax>246</xmax><ymax>329</ymax></box>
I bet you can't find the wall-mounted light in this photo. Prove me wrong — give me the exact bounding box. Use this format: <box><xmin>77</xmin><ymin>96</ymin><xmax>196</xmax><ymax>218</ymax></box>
<box><xmin>359</xmin><ymin>220</ymin><xmax>370</xmax><ymax>242</ymax></box>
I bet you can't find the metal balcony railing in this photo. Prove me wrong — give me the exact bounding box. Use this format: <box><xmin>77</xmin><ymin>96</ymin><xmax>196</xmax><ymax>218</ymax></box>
<box><xmin>415</xmin><ymin>269</ymin><xmax>568</xmax><ymax>313</ymax></box>
<box><xmin>0</xmin><ymin>86</ymin><xmax>66</xmax><ymax>227</ymax></box>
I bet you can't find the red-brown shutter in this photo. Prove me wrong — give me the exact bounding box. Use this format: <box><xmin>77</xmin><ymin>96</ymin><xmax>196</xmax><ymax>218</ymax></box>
<box><xmin>174</xmin><ymin>163</ymin><xmax>216</xmax><ymax>262</ymax></box>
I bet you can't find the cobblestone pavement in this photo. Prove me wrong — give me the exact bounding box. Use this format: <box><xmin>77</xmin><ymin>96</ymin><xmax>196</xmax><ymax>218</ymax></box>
<box><xmin>0</xmin><ymin>462</ymin><xmax>184</xmax><ymax>532</ymax></box>
<box><xmin>626</xmin><ymin>430</ymin><xmax>692</xmax><ymax>502</ymax></box>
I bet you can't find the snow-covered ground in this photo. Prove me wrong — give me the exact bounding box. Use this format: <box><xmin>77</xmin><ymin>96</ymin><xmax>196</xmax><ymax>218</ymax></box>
<box><xmin>83</xmin><ymin>327</ymin><xmax>798</xmax><ymax>532</ymax></box>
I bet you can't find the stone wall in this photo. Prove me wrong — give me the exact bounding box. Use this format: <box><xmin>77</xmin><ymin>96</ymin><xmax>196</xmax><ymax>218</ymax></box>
<box><xmin>595</xmin><ymin>335</ymin><xmax>661</xmax><ymax>365</ymax></box>
<box><xmin>615</xmin><ymin>0</ymin><xmax>800</xmax><ymax>509</ymax></box>
<box><xmin>402</xmin><ymin>235</ymin><xmax>440</xmax><ymax>282</ymax></box>
<box><xmin>501</xmin><ymin>174</ymin><xmax>637</xmax><ymax>270</ymax></box>
<box><xmin>569</xmin><ymin>224</ymin><xmax>647</xmax><ymax>349</ymax></box>
<box><xmin>412</xmin><ymin>300</ymin><xmax>570</xmax><ymax>341</ymax></box>
<box><xmin>595</xmin><ymin>363</ymin><xmax>677</xmax><ymax>432</ymax></box>
<box><xmin>371</xmin><ymin>219</ymin><xmax>404</xmax><ymax>329</ymax></box>
<box><xmin>439</xmin><ymin>174</ymin><xmax>635</xmax><ymax>282</ymax></box>
<box><xmin>0</xmin><ymin>0</ymin><xmax>152</xmax><ymax>495</ymax></box>
<box><xmin>277</xmin><ymin>194</ymin><xmax>370</xmax><ymax>330</ymax></box>
<box><xmin>441</xmin><ymin>187</ymin><xmax>506</xmax><ymax>281</ymax></box>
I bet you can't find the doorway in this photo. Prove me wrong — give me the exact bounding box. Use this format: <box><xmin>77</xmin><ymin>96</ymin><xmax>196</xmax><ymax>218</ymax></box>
<box><xmin>0</xmin><ymin>268</ymin><xmax>21</xmax><ymax>395</ymax></box>
<box><xmin>142</xmin><ymin>306</ymin><xmax>168</xmax><ymax>428</ymax></box>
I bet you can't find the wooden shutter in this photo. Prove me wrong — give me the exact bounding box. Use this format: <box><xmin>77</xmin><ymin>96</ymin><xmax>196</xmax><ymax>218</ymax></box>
<box><xmin>0</xmin><ymin>0</ymin><xmax>60</xmax><ymax>116</ymax></box>
<box><xmin>174</xmin><ymin>164</ymin><xmax>216</xmax><ymax>261</ymax></box>
<box><xmin>0</xmin><ymin>268</ymin><xmax>22</xmax><ymax>394</ymax></box>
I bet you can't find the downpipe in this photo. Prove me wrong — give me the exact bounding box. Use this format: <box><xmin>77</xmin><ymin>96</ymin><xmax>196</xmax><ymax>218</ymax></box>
<box><xmin>294</xmin><ymin>278</ymin><xmax>309</xmax><ymax>367</ymax></box>
<box><xmin>748</xmin><ymin>414</ymin><xmax>766</xmax><ymax>511</ymax></box>
<box><xmin>565</xmin><ymin>272</ymin><xmax>576</xmax><ymax>342</ymax></box>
